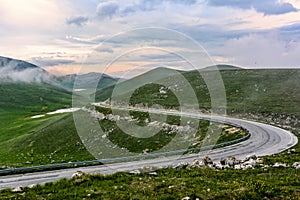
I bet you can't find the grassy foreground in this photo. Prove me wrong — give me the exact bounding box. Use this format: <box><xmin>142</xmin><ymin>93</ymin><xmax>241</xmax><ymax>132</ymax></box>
<box><xmin>0</xmin><ymin>167</ymin><xmax>299</xmax><ymax>199</ymax></box>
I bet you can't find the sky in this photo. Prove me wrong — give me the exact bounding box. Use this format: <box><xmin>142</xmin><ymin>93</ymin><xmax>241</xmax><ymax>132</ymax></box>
<box><xmin>0</xmin><ymin>0</ymin><xmax>300</xmax><ymax>77</ymax></box>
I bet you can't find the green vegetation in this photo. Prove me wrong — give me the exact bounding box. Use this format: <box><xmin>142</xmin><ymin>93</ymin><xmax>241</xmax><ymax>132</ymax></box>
<box><xmin>56</xmin><ymin>73</ymin><xmax>118</xmax><ymax>91</ymax></box>
<box><xmin>128</xmin><ymin>83</ymin><xmax>180</xmax><ymax>109</ymax></box>
<box><xmin>0</xmin><ymin>82</ymin><xmax>71</xmax><ymax>112</ymax></box>
<box><xmin>0</xmin><ymin>102</ymin><xmax>244</xmax><ymax>167</ymax></box>
<box><xmin>96</xmin><ymin>106</ymin><xmax>246</xmax><ymax>154</ymax></box>
<box><xmin>96</xmin><ymin>67</ymin><xmax>300</xmax><ymax>115</ymax></box>
<box><xmin>1</xmin><ymin>66</ymin><xmax>300</xmax><ymax>199</ymax></box>
<box><xmin>0</xmin><ymin>114</ymin><xmax>94</xmax><ymax>167</ymax></box>
<box><xmin>1</xmin><ymin>167</ymin><xmax>299</xmax><ymax>199</ymax></box>
<box><xmin>0</xmin><ymin>83</ymin><xmax>78</xmax><ymax>167</ymax></box>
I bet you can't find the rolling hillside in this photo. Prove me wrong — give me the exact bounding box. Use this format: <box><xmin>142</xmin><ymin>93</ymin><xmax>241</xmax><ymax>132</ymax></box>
<box><xmin>96</xmin><ymin>65</ymin><xmax>300</xmax><ymax>116</ymax></box>
<box><xmin>0</xmin><ymin>56</ymin><xmax>74</xmax><ymax>159</ymax></box>
<box><xmin>1</xmin><ymin>60</ymin><xmax>299</xmax><ymax>168</ymax></box>
<box><xmin>56</xmin><ymin>72</ymin><xmax>119</xmax><ymax>91</ymax></box>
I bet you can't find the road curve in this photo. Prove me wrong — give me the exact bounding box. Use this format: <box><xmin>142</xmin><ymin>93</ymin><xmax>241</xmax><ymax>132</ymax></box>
<box><xmin>0</xmin><ymin>110</ymin><xmax>298</xmax><ymax>189</ymax></box>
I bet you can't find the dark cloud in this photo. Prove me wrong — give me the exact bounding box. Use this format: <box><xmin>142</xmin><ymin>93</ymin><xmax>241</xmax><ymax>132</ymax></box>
<box><xmin>97</xmin><ymin>0</ymin><xmax>198</xmax><ymax>19</ymax></box>
<box><xmin>96</xmin><ymin>1</ymin><xmax>119</xmax><ymax>19</ymax></box>
<box><xmin>208</xmin><ymin>0</ymin><xmax>297</xmax><ymax>15</ymax></box>
<box><xmin>280</xmin><ymin>23</ymin><xmax>300</xmax><ymax>33</ymax></box>
<box><xmin>95</xmin><ymin>47</ymin><xmax>114</xmax><ymax>53</ymax></box>
<box><xmin>31</xmin><ymin>57</ymin><xmax>75</xmax><ymax>67</ymax></box>
<box><xmin>278</xmin><ymin>23</ymin><xmax>300</xmax><ymax>42</ymax></box>
<box><xmin>0</xmin><ymin>58</ymin><xmax>51</xmax><ymax>83</ymax></box>
<box><xmin>66</xmin><ymin>16</ymin><xmax>89</xmax><ymax>27</ymax></box>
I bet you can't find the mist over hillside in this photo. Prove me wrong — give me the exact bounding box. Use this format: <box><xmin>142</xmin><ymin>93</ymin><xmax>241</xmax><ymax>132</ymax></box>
<box><xmin>0</xmin><ymin>56</ymin><xmax>119</xmax><ymax>91</ymax></box>
<box><xmin>0</xmin><ymin>56</ymin><xmax>52</xmax><ymax>83</ymax></box>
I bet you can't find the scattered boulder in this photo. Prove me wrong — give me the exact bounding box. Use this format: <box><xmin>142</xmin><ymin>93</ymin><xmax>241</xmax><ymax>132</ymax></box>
<box><xmin>226</xmin><ymin>156</ymin><xmax>240</xmax><ymax>168</ymax></box>
<box><xmin>273</xmin><ymin>162</ymin><xmax>287</xmax><ymax>168</ymax></box>
<box><xmin>143</xmin><ymin>149</ymin><xmax>150</xmax><ymax>154</ymax></box>
<box><xmin>203</xmin><ymin>156</ymin><xmax>213</xmax><ymax>166</ymax></box>
<box><xmin>173</xmin><ymin>162</ymin><xmax>189</xmax><ymax>169</ymax></box>
<box><xmin>220</xmin><ymin>158</ymin><xmax>226</xmax><ymax>165</ymax></box>
<box><xmin>242</xmin><ymin>164</ymin><xmax>253</xmax><ymax>170</ymax></box>
<box><xmin>27</xmin><ymin>184</ymin><xmax>36</xmax><ymax>188</ymax></box>
<box><xmin>71</xmin><ymin>170</ymin><xmax>85</xmax><ymax>178</ymax></box>
<box><xmin>245</xmin><ymin>154</ymin><xmax>257</xmax><ymax>161</ymax></box>
<box><xmin>181</xmin><ymin>197</ymin><xmax>191</xmax><ymax>200</ymax></box>
<box><xmin>190</xmin><ymin>159</ymin><xmax>205</xmax><ymax>168</ymax></box>
<box><xmin>171</xmin><ymin>156</ymin><xmax>296</xmax><ymax>171</ymax></box>
<box><xmin>148</xmin><ymin>172</ymin><xmax>158</xmax><ymax>176</ymax></box>
<box><xmin>234</xmin><ymin>164</ymin><xmax>242</xmax><ymax>170</ymax></box>
<box><xmin>181</xmin><ymin>196</ymin><xmax>200</xmax><ymax>200</ymax></box>
<box><xmin>288</xmin><ymin>149</ymin><xmax>296</xmax><ymax>154</ymax></box>
<box><xmin>214</xmin><ymin>163</ymin><xmax>227</xmax><ymax>170</ymax></box>
<box><xmin>292</xmin><ymin>162</ymin><xmax>300</xmax><ymax>169</ymax></box>
<box><xmin>12</xmin><ymin>186</ymin><xmax>23</xmax><ymax>193</ymax></box>
<box><xmin>243</xmin><ymin>159</ymin><xmax>257</xmax><ymax>168</ymax></box>
<box><xmin>129</xmin><ymin>169</ymin><xmax>141</xmax><ymax>175</ymax></box>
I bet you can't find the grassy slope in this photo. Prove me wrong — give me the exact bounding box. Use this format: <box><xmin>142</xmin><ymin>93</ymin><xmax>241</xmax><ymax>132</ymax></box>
<box><xmin>96</xmin><ymin>67</ymin><xmax>300</xmax><ymax>116</ymax></box>
<box><xmin>56</xmin><ymin>73</ymin><xmax>118</xmax><ymax>91</ymax></box>
<box><xmin>0</xmin><ymin>114</ymin><xmax>94</xmax><ymax>167</ymax></box>
<box><xmin>95</xmin><ymin>106</ymin><xmax>245</xmax><ymax>154</ymax></box>
<box><xmin>219</xmin><ymin>69</ymin><xmax>300</xmax><ymax>115</ymax></box>
<box><xmin>0</xmin><ymin>83</ymin><xmax>89</xmax><ymax>167</ymax></box>
<box><xmin>1</xmin><ymin>167</ymin><xmax>299</xmax><ymax>199</ymax></box>
<box><xmin>0</xmin><ymin>68</ymin><xmax>300</xmax><ymax>198</ymax></box>
<box><xmin>0</xmin><ymin>83</ymin><xmax>72</xmax><ymax>142</ymax></box>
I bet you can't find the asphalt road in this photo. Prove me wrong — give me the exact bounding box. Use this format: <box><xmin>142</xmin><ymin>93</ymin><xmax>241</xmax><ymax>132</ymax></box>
<box><xmin>0</xmin><ymin>109</ymin><xmax>298</xmax><ymax>189</ymax></box>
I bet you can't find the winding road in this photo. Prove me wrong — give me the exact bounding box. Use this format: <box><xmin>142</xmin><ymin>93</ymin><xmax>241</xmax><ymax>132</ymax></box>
<box><xmin>0</xmin><ymin>109</ymin><xmax>298</xmax><ymax>189</ymax></box>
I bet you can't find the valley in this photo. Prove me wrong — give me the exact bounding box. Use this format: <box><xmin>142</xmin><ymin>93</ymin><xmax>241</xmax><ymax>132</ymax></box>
<box><xmin>0</xmin><ymin>56</ymin><xmax>299</xmax><ymax>199</ymax></box>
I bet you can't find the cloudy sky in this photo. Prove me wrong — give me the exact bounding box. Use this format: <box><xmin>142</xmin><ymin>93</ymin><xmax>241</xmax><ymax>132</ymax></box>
<box><xmin>1</xmin><ymin>0</ymin><xmax>300</xmax><ymax>76</ymax></box>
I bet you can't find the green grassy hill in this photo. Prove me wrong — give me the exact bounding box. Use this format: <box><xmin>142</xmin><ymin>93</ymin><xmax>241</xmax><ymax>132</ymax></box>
<box><xmin>1</xmin><ymin>65</ymin><xmax>300</xmax><ymax>168</ymax></box>
<box><xmin>95</xmin><ymin>67</ymin><xmax>183</xmax><ymax>102</ymax></box>
<box><xmin>56</xmin><ymin>72</ymin><xmax>119</xmax><ymax>91</ymax></box>
<box><xmin>0</xmin><ymin>83</ymin><xmax>71</xmax><ymax>112</ymax></box>
<box><xmin>0</xmin><ymin>114</ymin><xmax>94</xmax><ymax>167</ymax></box>
<box><xmin>96</xmin><ymin>66</ymin><xmax>300</xmax><ymax>116</ymax></box>
<box><xmin>0</xmin><ymin>82</ymin><xmax>78</xmax><ymax>167</ymax></box>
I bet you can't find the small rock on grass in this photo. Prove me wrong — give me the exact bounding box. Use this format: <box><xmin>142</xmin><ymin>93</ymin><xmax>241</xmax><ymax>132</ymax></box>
<box><xmin>12</xmin><ymin>186</ymin><xmax>23</xmax><ymax>193</ymax></box>
<box><xmin>292</xmin><ymin>162</ymin><xmax>300</xmax><ymax>169</ymax></box>
<box><xmin>71</xmin><ymin>170</ymin><xmax>85</xmax><ymax>178</ymax></box>
<box><xmin>129</xmin><ymin>169</ymin><xmax>141</xmax><ymax>175</ymax></box>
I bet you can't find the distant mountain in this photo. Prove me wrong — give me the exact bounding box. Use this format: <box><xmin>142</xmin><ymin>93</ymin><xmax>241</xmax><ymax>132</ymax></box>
<box><xmin>56</xmin><ymin>72</ymin><xmax>119</xmax><ymax>91</ymax></box>
<box><xmin>0</xmin><ymin>56</ymin><xmax>38</xmax><ymax>70</ymax></box>
<box><xmin>0</xmin><ymin>56</ymin><xmax>51</xmax><ymax>83</ymax></box>
<box><xmin>201</xmin><ymin>64</ymin><xmax>243</xmax><ymax>71</ymax></box>
<box><xmin>96</xmin><ymin>66</ymin><xmax>300</xmax><ymax>115</ymax></box>
<box><xmin>95</xmin><ymin>67</ymin><xmax>183</xmax><ymax>101</ymax></box>
<box><xmin>0</xmin><ymin>56</ymin><xmax>119</xmax><ymax>91</ymax></box>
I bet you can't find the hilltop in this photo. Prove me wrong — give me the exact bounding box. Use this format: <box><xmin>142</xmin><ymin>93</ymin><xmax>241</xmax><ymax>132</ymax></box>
<box><xmin>96</xmin><ymin>66</ymin><xmax>300</xmax><ymax>116</ymax></box>
<box><xmin>201</xmin><ymin>64</ymin><xmax>243</xmax><ymax>71</ymax></box>
<box><xmin>0</xmin><ymin>56</ymin><xmax>51</xmax><ymax>83</ymax></box>
<box><xmin>56</xmin><ymin>72</ymin><xmax>119</xmax><ymax>91</ymax></box>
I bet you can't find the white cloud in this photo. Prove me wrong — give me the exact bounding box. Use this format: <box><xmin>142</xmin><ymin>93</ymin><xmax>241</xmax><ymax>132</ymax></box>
<box><xmin>217</xmin><ymin>33</ymin><xmax>300</xmax><ymax>68</ymax></box>
<box><xmin>96</xmin><ymin>1</ymin><xmax>119</xmax><ymax>19</ymax></box>
<box><xmin>66</xmin><ymin>16</ymin><xmax>89</xmax><ymax>27</ymax></box>
<box><xmin>1</xmin><ymin>0</ymin><xmax>300</xmax><ymax>76</ymax></box>
<box><xmin>208</xmin><ymin>0</ymin><xmax>298</xmax><ymax>15</ymax></box>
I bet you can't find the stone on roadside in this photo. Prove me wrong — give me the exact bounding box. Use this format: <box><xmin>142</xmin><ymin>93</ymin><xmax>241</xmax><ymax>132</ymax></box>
<box><xmin>273</xmin><ymin>162</ymin><xmax>287</xmax><ymax>168</ymax></box>
<box><xmin>71</xmin><ymin>170</ymin><xmax>85</xmax><ymax>178</ymax></box>
<box><xmin>12</xmin><ymin>186</ymin><xmax>23</xmax><ymax>193</ymax></box>
<box><xmin>292</xmin><ymin>162</ymin><xmax>300</xmax><ymax>169</ymax></box>
<box><xmin>203</xmin><ymin>156</ymin><xmax>213</xmax><ymax>166</ymax></box>
<box><xmin>190</xmin><ymin>159</ymin><xmax>204</xmax><ymax>168</ymax></box>
<box><xmin>148</xmin><ymin>172</ymin><xmax>158</xmax><ymax>176</ymax></box>
<box><xmin>129</xmin><ymin>169</ymin><xmax>141</xmax><ymax>175</ymax></box>
<box><xmin>173</xmin><ymin>162</ymin><xmax>189</xmax><ymax>169</ymax></box>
